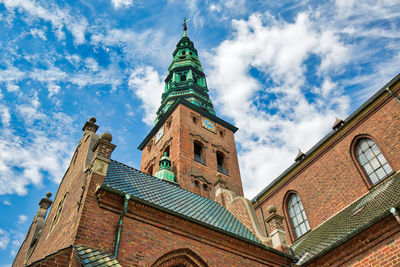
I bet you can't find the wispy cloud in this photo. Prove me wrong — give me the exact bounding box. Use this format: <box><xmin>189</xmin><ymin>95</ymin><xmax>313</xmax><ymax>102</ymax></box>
<box><xmin>2</xmin><ymin>0</ymin><xmax>88</xmax><ymax>45</ymax></box>
<box><xmin>0</xmin><ymin>92</ymin><xmax>75</xmax><ymax>195</ymax></box>
<box><xmin>2</xmin><ymin>200</ymin><xmax>11</xmax><ymax>206</ymax></box>
<box><xmin>0</xmin><ymin>229</ymin><xmax>10</xmax><ymax>250</ymax></box>
<box><xmin>111</xmin><ymin>0</ymin><xmax>133</xmax><ymax>9</ymax></box>
<box><xmin>17</xmin><ymin>215</ymin><xmax>28</xmax><ymax>224</ymax></box>
<box><xmin>128</xmin><ymin>66</ymin><xmax>164</xmax><ymax>125</ymax></box>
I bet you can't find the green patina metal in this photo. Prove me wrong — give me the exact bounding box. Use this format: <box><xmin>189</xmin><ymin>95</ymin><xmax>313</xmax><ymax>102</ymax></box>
<box><xmin>114</xmin><ymin>193</ymin><xmax>130</xmax><ymax>259</ymax></box>
<box><xmin>155</xmin><ymin>21</ymin><xmax>215</xmax><ymax>124</ymax></box>
<box><xmin>154</xmin><ymin>152</ymin><xmax>176</xmax><ymax>183</ymax></box>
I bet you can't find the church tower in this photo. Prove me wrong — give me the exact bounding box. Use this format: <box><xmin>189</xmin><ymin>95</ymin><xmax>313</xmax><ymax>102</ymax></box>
<box><xmin>139</xmin><ymin>20</ymin><xmax>243</xmax><ymax>198</ymax></box>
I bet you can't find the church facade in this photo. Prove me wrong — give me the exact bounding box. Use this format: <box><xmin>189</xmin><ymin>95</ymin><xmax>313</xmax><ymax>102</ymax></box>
<box><xmin>13</xmin><ymin>24</ymin><xmax>400</xmax><ymax>266</ymax></box>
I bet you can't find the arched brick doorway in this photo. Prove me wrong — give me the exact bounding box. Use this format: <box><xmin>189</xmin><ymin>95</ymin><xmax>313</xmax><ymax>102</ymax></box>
<box><xmin>151</xmin><ymin>248</ymin><xmax>208</xmax><ymax>267</ymax></box>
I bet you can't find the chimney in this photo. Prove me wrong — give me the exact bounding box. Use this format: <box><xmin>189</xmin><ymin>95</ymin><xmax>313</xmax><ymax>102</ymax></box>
<box><xmin>265</xmin><ymin>205</ymin><xmax>289</xmax><ymax>253</ymax></box>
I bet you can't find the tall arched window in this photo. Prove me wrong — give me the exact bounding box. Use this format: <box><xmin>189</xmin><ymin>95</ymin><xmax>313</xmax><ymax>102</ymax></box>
<box><xmin>216</xmin><ymin>151</ymin><xmax>228</xmax><ymax>175</ymax></box>
<box><xmin>147</xmin><ymin>164</ymin><xmax>154</xmax><ymax>176</ymax></box>
<box><xmin>355</xmin><ymin>138</ymin><xmax>393</xmax><ymax>185</ymax></box>
<box><xmin>288</xmin><ymin>194</ymin><xmax>310</xmax><ymax>239</ymax></box>
<box><xmin>164</xmin><ymin>145</ymin><xmax>170</xmax><ymax>157</ymax></box>
<box><xmin>194</xmin><ymin>141</ymin><xmax>205</xmax><ymax>165</ymax></box>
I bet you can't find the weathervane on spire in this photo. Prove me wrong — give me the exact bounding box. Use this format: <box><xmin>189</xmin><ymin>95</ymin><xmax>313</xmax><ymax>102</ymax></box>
<box><xmin>183</xmin><ymin>17</ymin><xmax>189</xmax><ymax>37</ymax></box>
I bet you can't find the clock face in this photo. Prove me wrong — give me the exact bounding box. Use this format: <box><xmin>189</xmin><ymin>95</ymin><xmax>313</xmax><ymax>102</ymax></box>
<box><xmin>155</xmin><ymin>126</ymin><xmax>164</xmax><ymax>144</ymax></box>
<box><xmin>201</xmin><ymin>117</ymin><xmax>216</xmax><ymax>133</ymax></box>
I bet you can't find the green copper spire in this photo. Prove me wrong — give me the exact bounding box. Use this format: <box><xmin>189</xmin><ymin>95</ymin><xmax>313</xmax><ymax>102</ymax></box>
<box><xmin>154</xmin><ymin>152</ymin><xmax>176</xmax><ymax>183</ymax></box>
<box><xmin>154</xmin><ymin>19</ymin><xmax>215</xmax><ymax>124</ymax></box>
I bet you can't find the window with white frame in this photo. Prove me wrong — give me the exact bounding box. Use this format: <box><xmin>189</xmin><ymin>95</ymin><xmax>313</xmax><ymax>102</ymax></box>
<box><xmin>288</xmin><ymin>194</ymin><xmax>310</xmax><ymax>238</ymax></box>
<box><xmin>355</xmin><ymin>138</ymin><xmax>393</xmax><ymax>185</ymax></box>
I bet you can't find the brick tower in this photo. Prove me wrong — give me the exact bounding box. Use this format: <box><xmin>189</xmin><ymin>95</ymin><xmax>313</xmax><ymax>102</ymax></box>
<box><xmin>138</xmin><ymin>21</ymin><xmax>243</xmax><ymax>198</ymax></box>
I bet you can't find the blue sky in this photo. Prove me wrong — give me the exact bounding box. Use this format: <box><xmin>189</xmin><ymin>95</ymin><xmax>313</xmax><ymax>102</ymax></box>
<box><xmin>0</xmin><ymin>0</ymin><xmax>399</xmax><ymax>264</ymax></box>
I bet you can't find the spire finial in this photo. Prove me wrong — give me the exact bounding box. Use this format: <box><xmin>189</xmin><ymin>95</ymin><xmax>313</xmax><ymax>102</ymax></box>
<box><xmin>182</xmin><ymin>17</ymin><xmax>189</xmax><ymax>37</ymax></box>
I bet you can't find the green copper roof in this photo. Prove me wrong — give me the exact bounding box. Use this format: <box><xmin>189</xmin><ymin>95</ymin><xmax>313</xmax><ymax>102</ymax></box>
<box><xmin>74</xmin><ymin>244</ymin><xmax>121</xmax><ymax>266</ymax></box>
<box><xmin>154</xmin><ymin>152</ymin><xmax>175</xmax><ymax>183</ymax></box>
<box><xmin>291</xmin><ymin>173</ymin><xmax>400</xmax><ymax>265</ymax></box>
<box><xmin>155</xmin><ymin>33</ymin><xmax>215</xmax><ymax>124</ymax></box>
<box><xmin>103</xmin><ymin>160</ymin><xmax>265</xmax><ymax>247</ymax></box>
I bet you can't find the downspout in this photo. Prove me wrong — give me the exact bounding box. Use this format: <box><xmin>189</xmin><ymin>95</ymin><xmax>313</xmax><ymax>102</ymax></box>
<box><xmin>255</xmin><ymin>200</ymin><xmax>268</xmax><ymax>236</ymax></box>
<box><xmin>386</xmin><ymin>87</ymin><xmax>400</xmax><ymax>104</ymax></box>
<box><xmin>390</xmin><ymin>207</ymin><xmax>400</xmax><ymax>225</ymax></box>
<box><xmin>115</xmin><ymin>194</ymin><xmax>131</xmax><ymax>259</ymax></box>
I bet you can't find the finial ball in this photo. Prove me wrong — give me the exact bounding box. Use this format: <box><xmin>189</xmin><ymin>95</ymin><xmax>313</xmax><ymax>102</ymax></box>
<box><xmin>89</xmin><ymin>117</ymin><xmax>96</xmax><ymax>123</ymax></box>
<box><xmin>267</xmin><ymin>205</ymin><xmax>277</xmax><ymax>214</ymax></box>
<box><xmin>46</xmin><ymin>192</ymin><xmax>52</xmax><ymax>199</ymax></box>
<box><xmin>101</xmin><ymin>132</ymin><xmax>112</xmax><ymax>142</ymax></box>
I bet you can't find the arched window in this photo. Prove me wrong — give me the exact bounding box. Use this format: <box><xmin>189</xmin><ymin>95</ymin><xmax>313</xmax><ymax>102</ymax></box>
<box><xmin>355</xmin><ymin>138</ymin><xmax>393</xmax><ymax>185</ymax></box>
<box><xmin>288</xmin><ymin>194</ymin><xmax>310</xmax><ymax>239</ymax></box>
<box><xmin>216</xmin><ymin>151</ymin><xmax>228</xmax><ymax>175</ymax></box>
<box><xmin>194</xmin><ymin>141</ymin><xmax>205</xmax><ymax>164</ymax></box>
<box><xmin>147</xmin><ymin>164</ymin><xmax>154</xmax><ymax>176</ymax></box>
<box><xmin>164</xmin><ymin>146</ymin><xmax>170</xmax><ymax>157</ymax></box>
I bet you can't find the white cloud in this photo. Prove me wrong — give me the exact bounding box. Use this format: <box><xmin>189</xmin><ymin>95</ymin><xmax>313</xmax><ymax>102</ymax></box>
<box><xmin>206</xmin><ymin>12</ymin><xmax>351</xmax><ymax>198</ymax></box>
<box><xmin>111</xmin><ymin>0</ymin><xmax>133</xmax><ymax>9</ymax></box>
<box><xmin>128</xmin><ymin>66</ymin><xmax>164</xmax><ymax>125</ymax></box>
<box><xmin>2</xmin><ymin>200</ymin><xmax>11</xmax><ymax>206</ymax></box>
<box><xmin>85</xmin><ymin>58</ymin><xmax>100</xmax><ymax>72</ymax></box>
<box><xmin>0</xmin><ymin>229</ymin><xmax>10</xmax><ymax>250</ymax></box>
<box><xmin>30</xmin><ymin>28</ymin><xmax>46</xmax><ymax>40</ymax></box>
<box><xmin>10</xmin><ymin>230</ymin><xmax>24</xmax><ymax>256</ymax></box>
<box><xmin>91</xmin><ymin>28</ymin><xmax>173</xmax><ymax>66</ymax></box>
<box><xmin>2</xmin><ymin>0</ymin><xmax>88</xmax><ymax>45</ymax></box>
<box><xmin>0</xmin><ymin>93</ymin><xmax>74</xmax><ymax>195</ymax></box>
<box><xmin>17</xmin><ymin>215</ymin><xmax>28</xmax><ymax>224</ymax></box>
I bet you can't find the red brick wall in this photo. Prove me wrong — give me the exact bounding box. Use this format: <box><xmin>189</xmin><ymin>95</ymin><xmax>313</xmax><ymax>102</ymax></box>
<box><xmin>308</xmin><ymin>215</ymin><xmax>400</xmax><ymax>267</ymax></box>
<box><xmin>16</xmin><ymin>130</ymin><xmax>100</xmax><ymax>266</ymax></box>
<box><xmin>29</xmin><ymin>247</ymin><xmax>74</xmax><ymax>267</ymax></box>
<box><xmin>140</xmin><ymin>104</ymin><xmax>244</xmax><ymax>198</ymax></box>
<box><xmin>254</xmin><ymin>84</ymin><xmax>400</xmax><ymax>244</ymax></box>
<box><xmin>75</xmin><ymin>188</ymin><xmax>293</xmax><ymax>267</ymax></box>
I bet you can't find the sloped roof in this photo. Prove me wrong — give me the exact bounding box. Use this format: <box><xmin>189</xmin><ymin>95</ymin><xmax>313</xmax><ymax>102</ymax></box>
<box><xmin>291</xmin><ymin>173</ymin><xmax>400</xmax><ymax>264</ymax></box>
<box><xmin>102</xmin><ymin>160</ymin><xmax>264</xmax><ymax>247</ymax></box>
<box><xmin>74</xmin><ymin>244</ymin><xmax>121</xmax><ymax>266</ymax></box>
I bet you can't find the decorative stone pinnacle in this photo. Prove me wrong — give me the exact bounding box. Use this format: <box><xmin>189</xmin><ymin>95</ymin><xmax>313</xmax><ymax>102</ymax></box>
<box><xmin>82</xmin><ymin>117</ymin><xmax>99</xmax><ymax>132</ymax></box>
<box><xmin>267</xmin><ymin>204</ymin><xmax>277</xmax><ymax>214</ymax></box>
<box><xmin>39</xmin><ymin>193</ymin><xmax>53</xmax><ymax>209</ymax></box>
<box><xmin>101</xmin><ymin>132</ymin><xmax>112</xmax><ymax>142</ymax></box>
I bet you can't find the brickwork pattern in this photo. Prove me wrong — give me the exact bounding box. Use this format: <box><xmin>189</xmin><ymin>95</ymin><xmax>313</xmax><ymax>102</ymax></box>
<box><xmin>86</xmin><ymin>190</ymin><xmax>292</xmax><ymax>267</ymax></box>
<box><xmin>141</xmin><ymin>104</ymin><xmax>244</xmax><ymax>199</ymax></box>
<box><xmin>266</xmin><ymin>214</ymin><xmax>285</xmax><ymax>233</ymax></box>
<box><xmin>255</xmin><ymin>87</ymin><xmax>400</xmax><ymax>244</ymax></box>
<box><xmin>29</xmin><ymin>247</ymin><xmax>76</xmax><ymax>267</ymax></box>
<box><xmin>14</xmin><ymin>129</ymin><xmax>100</xmax><ymax>266</ymax></box>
